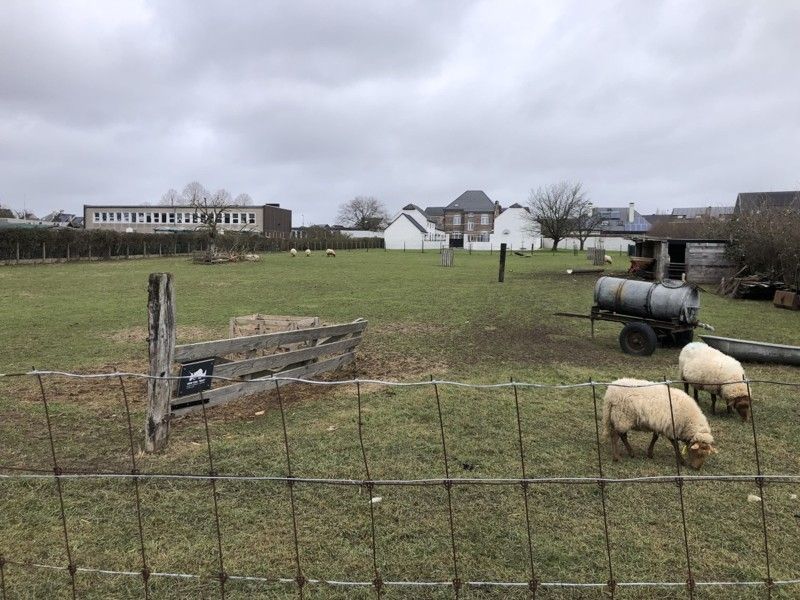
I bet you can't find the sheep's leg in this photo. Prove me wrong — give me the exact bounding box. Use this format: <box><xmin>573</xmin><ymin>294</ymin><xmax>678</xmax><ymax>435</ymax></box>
<box><xmin>683</xmin><ymin>381</ymin><xmax>689</xmax><ymax>394</ymax></box>
<box><xmin>726</xmin><ymin>401</ymin><xmax>733</xmax><ymax>415</ymax></box>
<box><xmin>620</xmin><ymin>432</ymin><xmax>635</xmax><ymax>458</ymax></box>
<box><xmin>670</xmin><ymin>438</ymin><xmax>686</xmax><ymax>466</ymax></box>
<box><xmin>711</xmin><ymin>393</ymin><xmax>717</xmax><ymax>414</ymax></box>
<box><xmin>610</xmin><ymin>430</ymin><xmax>622</xmax><ymax>462</ymax></box>
<box><xmin>647</xmin><ymin>433</ymin><xmax>659</xmax><ymax>458</ymax></box>
<box><xmin>693</xmin><ymin>387</ymin><xmax>698</xmax><ymax>402</ymax></box>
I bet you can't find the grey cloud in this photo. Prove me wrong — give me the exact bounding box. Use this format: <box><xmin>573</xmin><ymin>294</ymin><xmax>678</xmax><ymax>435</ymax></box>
<box><xmin>0</xmin><ymin>0</ymin><xmax>798</xmax><ymax>221</ymax></box>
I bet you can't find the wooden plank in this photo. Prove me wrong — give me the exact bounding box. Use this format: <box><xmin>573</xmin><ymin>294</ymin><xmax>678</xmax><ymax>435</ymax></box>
<box><xmin>212</xmin><ymin>336</ymin><xmax>362</xmax><ymax>379</ymax></box>
<box><xmin>174</xmin><ymin>319</ymin><xmax>367</xmax><ymax>362</ymax></box>
<box><xmin>171</xmin><ymin>352</ymin><xmax>356</xmax><ymax>415</ymax></box>
<box><xmin>145</xmin><ymin>273</ymin><xmax>176</xmax><ymax>453</ymax></box>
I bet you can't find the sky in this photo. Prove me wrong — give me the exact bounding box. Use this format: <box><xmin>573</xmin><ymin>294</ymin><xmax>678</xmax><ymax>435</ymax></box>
<box><xmin>1</xmin><ymin>0</ymin><xmax>799</xmax><ymax>224</ymax></box>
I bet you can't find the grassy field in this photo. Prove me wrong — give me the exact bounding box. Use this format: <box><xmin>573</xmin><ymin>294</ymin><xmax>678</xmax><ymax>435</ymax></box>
<box><xmin>1</xmin><ymin>249</ymin><xmax>799</xmax><ymax>599</ymax></box>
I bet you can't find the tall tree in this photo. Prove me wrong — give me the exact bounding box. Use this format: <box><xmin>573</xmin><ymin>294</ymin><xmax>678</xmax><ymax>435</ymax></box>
<box><xmin>182</xmin><ymin>183</ymin><xmax>234</xmax><ymax>250</ymax></box>
<box><xmin>337</xmin><ymin>196</ymin><xmax>388</xmax><ymax>231</ymax></box>
<box><xmin>571</xmin><ymin>199</ymin><xmax>604</xmax><ymax>251</ymax></box>
<box><xmin>526</xmin><ymin>181</ymin><xmax>586</xmax><ymax>251</ymax></box>
<box><xmin>160</xmin><ymin>188</ymin><xmax>180</xmax><ymax>206</ymax></box>
<box><xmin>234</xmin><ymin>193</ymin><xmax>253</xmax><ymax>206</ymax></box>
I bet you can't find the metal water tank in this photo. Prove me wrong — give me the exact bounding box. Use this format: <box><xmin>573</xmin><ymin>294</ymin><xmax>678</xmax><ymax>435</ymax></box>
<box><xmin>594</xmin><ymin>277</ymin><xmax>700</xmax><ymax>324</ymax></box>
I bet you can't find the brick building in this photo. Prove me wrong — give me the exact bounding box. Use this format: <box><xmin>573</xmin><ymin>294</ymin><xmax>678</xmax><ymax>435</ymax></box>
<box><xmin>426</xmin><ymin>191</ymin><xmax>500</xmax><ymax>247</ymax></box>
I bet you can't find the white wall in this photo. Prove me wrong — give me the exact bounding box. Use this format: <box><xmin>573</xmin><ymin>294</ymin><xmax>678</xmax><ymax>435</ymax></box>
<box><xmin>489</xmin><ymin>208</ymin><xmax>541</xmax><ymax>251</ymax></box>
<box><xmin>341</xmin><ymin>230</ymin><xmax>384</xmax><ymax>238</ymax></box>
<box><xmin>541</xmin><ymin>235</ymin><xmax>634</xmax><ymax>252</ymax></box>
<box><xmin>384</xmin><ymin>216</ymin><xmax>448</xmax><ymax>250</ymax></box>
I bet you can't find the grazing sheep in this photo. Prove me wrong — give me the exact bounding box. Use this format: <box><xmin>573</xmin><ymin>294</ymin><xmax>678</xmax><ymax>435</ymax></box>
<box><xmin>290</xmin><ymin>248</ymin><xmax>297</xmax><ymax>257</ymax></box>
<box><xmin>326</xmin><ymin>248</ymin><xmax>336</xmax><ymax>257</ymax></box>
<box><xmin>305</xmin><ymin>249</ymin><xmax>311</xmax><ymax>257</ymax></box>
<box><xmin>244</xmin><ymin>253</ymin><xmax>260</xmax><ymax>262</ymax></box>
<box><xmin>604</xmin><ymin>254</ymin><xmax>613</xmax><ymax>264</ymax></box>
<box><xmin>602</xmin><ymin>378</ymin><xmax>717</xmax><ymax>469</ymax></box>
<box><xmin>679</xmin><ymin>342</ymin><xmax>751</xmax><ymax>421</ymax></box>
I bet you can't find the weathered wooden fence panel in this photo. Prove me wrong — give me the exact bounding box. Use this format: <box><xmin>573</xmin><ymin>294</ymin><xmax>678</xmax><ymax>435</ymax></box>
<box><xmin>145</xmin><ymin>273</ymin><xmax>176</xmax><ymax>453</ymax></box>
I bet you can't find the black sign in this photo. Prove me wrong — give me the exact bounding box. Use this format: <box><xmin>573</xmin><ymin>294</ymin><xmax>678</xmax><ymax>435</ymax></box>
<box><xmin>177</xmin><ymin>359</ymin><xmax>215</xmax><ymax>397</ymax></box>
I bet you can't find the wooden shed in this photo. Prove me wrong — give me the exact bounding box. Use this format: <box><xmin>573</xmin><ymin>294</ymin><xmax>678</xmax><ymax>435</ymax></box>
<box><xmin>631</xmin><ymin>237</ymin><xmax>734</xmax><ymax>283</ymax></box>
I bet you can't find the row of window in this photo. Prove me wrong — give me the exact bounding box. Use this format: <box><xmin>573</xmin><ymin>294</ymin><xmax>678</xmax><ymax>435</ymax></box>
<box><xmin>451</xmin><ymin>214</ymin><xmax>491</xmax><ymax>226</ymax></box>
<box><xmin>92</xmin><ymin>211</ymin><xmax>257</xmax><ymax>225</ymax></box>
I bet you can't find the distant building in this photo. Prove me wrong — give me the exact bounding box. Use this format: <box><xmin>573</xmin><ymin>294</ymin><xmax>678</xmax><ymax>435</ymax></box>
<box><xmin>383</xmin><ymin>206</ymin><xmax>448</xmax><ymax>250</ymax></box>
<box><xmin>734</xmin><ymin>191</ymin><xmax>800</xmax><ymax>214</ymax></box>
<box><xmin>436</xmin><ymin>190</ymin><xmax>501</xmax><ymax>248</ymax></box>
<box><xmin>489</xmin><ymin>203</ymin><xmax>541</xmax><ymax>251</ymax></box>
<box><xmin>671</xmin><ymin>206</ymin><xmax>734</xmax><ymax>219</ymax></box>
<box><xmin>593</xmin><ymin>203</ymin><xmax>651</xmax><ymax>234</ymax></box>
<box><xmin>83</xmin><ymin>203</ymin><xmax>291</xmax><ymax>236</ymax></box>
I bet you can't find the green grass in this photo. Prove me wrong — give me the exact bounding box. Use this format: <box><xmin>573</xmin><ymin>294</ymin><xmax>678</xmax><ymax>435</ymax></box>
<box><xmin>1</xmin><ymin>249</ymin><xmax>799</xmax><ymax>599</ymax></box>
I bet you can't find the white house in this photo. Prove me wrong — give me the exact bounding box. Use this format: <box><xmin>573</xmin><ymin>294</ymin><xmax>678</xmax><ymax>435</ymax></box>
<box><xmin>384</xmin><ymin>211</ymin><xmax>448</xmax><ymax>250</ymax></box>
<box><xmin>488</xmin><ymin>204</ymin><xmax>541</xmax><ymax>251</ymax></box>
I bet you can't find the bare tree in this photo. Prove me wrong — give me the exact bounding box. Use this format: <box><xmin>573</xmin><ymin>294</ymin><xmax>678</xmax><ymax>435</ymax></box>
<box><xmin>15</xmin><ymin>208</ymin><xmax>38</xmax><ymax>219</ymax></box>
<box><xmin>234</xmin><ymin>193</ymin><xmax>253</xmax><ymax>206</ymax></box>
<box><xmin>337</xmin><ymin>196</ymin><xmax>388</xmax><ymax>231</ymax></box>
<box><xmin>160</xmin><ymin>188</ymin><xmax>180</xmax><ymax>206</ymax></box>
<box><xmin>526</xmin><ymin>181</ymin><xmax>586</xmax><ymax>251</ymax></box>
<box><xmin>181</xmin><ymin>183</ymin><xmax>236</xmax><ymax>251</ymax></box>
<box><xmin>571</xmin><ymin>199</ymin><xmax>604</xmax><ymax>251</ymax></box>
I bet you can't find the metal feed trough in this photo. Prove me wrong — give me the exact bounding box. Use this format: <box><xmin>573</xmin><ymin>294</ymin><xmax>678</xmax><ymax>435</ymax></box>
<box><xmin>555</xmin><ymin>276</ymin><xmax>702</xmax><ymax>356</ymax></box>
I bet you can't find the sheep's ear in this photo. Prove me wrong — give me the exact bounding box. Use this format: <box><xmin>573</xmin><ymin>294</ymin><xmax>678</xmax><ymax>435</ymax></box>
<box><xmin>710</xmin><ymin>446</ymin><xmax>719</xmax><ymax>454</ymax></box>
<box><xmin>690</xmin><ymin>443</ymin><xmax>700</xmax><ymax>450</ymax></box>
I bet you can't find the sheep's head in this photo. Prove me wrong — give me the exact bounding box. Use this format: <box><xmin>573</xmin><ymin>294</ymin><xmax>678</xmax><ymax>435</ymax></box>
<box><xmin>685</xmin><ymin>441</ymin><xmax>717</xmax><ymax>470</ymax></box>
<box><xmin>729</xmin><ymin>396</ymin><xmax>751</xmax><ymax>422</ymax></box>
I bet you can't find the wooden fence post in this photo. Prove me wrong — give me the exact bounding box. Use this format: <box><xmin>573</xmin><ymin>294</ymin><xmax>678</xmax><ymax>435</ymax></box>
<box><xmin>66</xmin><ymin>244</ymin><xmax>70</xmax><ymax>262</ymax></box>
<box><xmin>42</xmin><ymin>242</ymin><xmax>46</xmax><ymax>262</ymax></box>
<box><xmin>16</xmin><ymin>241</ymin><xmax>20</xmax><ymax>264</ymax></box>
<box><xmin>498</xmin><ymin>243</ymin><xmax>507</xmax><ymax>282</ymax></box>
<box><xmin>145</xmin><ymin>272</ymin><xmax>176</xmax><ymax>453</ymax></box>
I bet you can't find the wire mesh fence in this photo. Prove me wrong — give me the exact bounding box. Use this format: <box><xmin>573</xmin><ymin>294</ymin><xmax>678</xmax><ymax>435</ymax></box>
<box><xmin>1</xmin><ymin>370</ymin><xmax>799</xmax><ymax>599</ymax></box>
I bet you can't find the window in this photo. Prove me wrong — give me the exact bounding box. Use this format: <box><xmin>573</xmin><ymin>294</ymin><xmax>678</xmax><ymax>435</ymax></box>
<box><xmin>224</xmin><ymin>213</ymin><xmax>230</xmax><ymax>224</ymax></box>
<box><xmin>146</xmin><ymin>213</ymin><xmax>152</xmax><ymax>223</ymax></box>
<box><xmin>480</xmin><ymin>214</ymin><xmax>489</xmax><ymax>225</ymax></box>
<box><xmin>123</xmin><ymin>212</ymin><xmax>130</xmax><ymax>223</ymax></box>
<box><xmin>153</xmin><ymin>213</ymin><xmax>160</xmax><ymax>223</ymax></box>
<box><xmin>453</xmin><ymin>214</ymin><xmax>462</xmax><ymax>225</ymax></box>
<box><xmin>116</xmin><ymin>212</ymin><xmax>123</xmax><ymax>222</ymax></box>
<box><xmin>139</xmin><ymin>212</ymin><xmax>145</xmax><ymax>223</ymax></box>
<box><xmin>101</xmin><ymin>212</ymin><xmax>108</xmax><ymax>222</ymax></box>
<box><xmin>131</xmin><ymin>213</ymin><xmax>137</xmax><ymax>223</ymax></box>
<box><xmin>232</xmin><ymin>213</ymin><xmax>239</xmax><ymax>224</ymax></box>
<box><xmin>161</xmin><ymin>212</ymin><xmax>167</xmax><ymax>223</ymax></box>
<box><xmin>184</xmin><ymin>213</ymin><xmax>191</xmax><ymax>223</ymax></box>
<box><xmin>176</xmin><ymin>213</ymin><xmax>182</xmax><ymax>224</ymax></box>
<box><xmin>94</xmin><ymin>212</ymin><xmax>100</xmax><ymax>223</ymax></box>
<box><xmin>168</xmin><ymin>213</ymin><xmax>175</xmax><ymax>224</ymax></box>
<box><xmin>467</xmin><ymin>221</ymin><xmax>475</xmax><ymax>231</ymax></box>
<box><xmin>248</xmin><ymin>213</ymin><xmax>256</xmax><ymax>224</ymax></box>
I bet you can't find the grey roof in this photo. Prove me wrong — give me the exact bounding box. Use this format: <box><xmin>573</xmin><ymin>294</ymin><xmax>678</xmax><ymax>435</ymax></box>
<box><xmin>402</xmin><ymin>203</ymin><xmax>424</xmax><ymax>212</ymax></box>
<box><xmin>592</xmin><ymin>207</ymin><xmax>651</xmax><ymax>233</ymax></box>
<box><xmin>393</xmin><ymin>213</ymin><xmax>427</xmax><ymax>233</ymax></box>
<box><xmin>445</xmin><ymin>190</ymin><xmax>495</xmax><ymax>212</ymax></box>
<box><xmin>735</xmin><ymin>191</ymin><xmax>800</xmax><ymax>213</ymax></box>
<box><xmin>671</xmin><ymin>206</ymin><xmax>734</xmax><ymax>218</ymax></box>
<box><xmin>424</xmin><ymin>206</ymin><xmax>444</xmax><ymax>217</ymax></box>
<box><xmin>642</xmin><ymin>214</ymin><xmax>674</xmax><ymax>226</ymax></box>
<box><xmin>506</xmin><ymin>203</ymin><xmax>525</xmax><ymax>209</ymax></box>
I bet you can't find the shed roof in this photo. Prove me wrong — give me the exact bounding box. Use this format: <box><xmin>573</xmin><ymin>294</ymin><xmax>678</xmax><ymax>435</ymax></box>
<box><xmin>735</xmin><ymin>191</ymin><xmax>800</xmax><ymax>213</ymax></box>
<box><xmin>671</xmin><ymin>206</ymin><xmax>734</xmax><ymax>218</ymax></box>
<box><xmin>390</xmin><ymin>213</ymin><xmax>427</xmax><ymax>233</ymax></box>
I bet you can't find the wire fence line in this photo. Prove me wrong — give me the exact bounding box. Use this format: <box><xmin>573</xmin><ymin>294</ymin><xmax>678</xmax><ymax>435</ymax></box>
<box><xmin>1</xmin><ymin>370</ymin><xmax>799</xmax><ymax>598</ymax></box>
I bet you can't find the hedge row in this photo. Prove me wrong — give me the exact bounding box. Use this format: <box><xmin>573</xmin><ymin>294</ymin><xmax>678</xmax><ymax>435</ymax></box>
<box><xmin>0</xmin><ymin>227</ymin><xmax>384</xmax><ymax>262</ymax></box>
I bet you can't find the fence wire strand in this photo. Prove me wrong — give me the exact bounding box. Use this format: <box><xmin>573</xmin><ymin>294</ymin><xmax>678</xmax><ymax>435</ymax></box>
<box><xmin>0</xmin><ymin>369</ymin><xmax>797</xmax><ymax>596</ymax></box>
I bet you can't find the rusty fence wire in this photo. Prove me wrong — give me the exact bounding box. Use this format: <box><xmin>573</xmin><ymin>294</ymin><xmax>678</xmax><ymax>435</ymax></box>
<box><xmin>1</xmin><ymin>370</ymin><xmax>800</xmax><ymax>599</ymax></box>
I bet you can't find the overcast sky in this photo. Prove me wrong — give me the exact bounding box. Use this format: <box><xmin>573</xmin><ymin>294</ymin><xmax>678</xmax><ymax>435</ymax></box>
<box><xmin>1</xmin><ymin>1</ymin><xmax>798</xmax><ymax>223</ymax></box>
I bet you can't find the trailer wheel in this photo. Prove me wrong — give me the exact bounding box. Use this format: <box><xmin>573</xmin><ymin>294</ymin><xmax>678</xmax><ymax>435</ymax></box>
<box><xmin>672</xmin><ymin>329</ymin><xmax>694</xmax><ymax>347</ymax></box>
<box><xmin>619</xmin><ymin>322</ymin><xmax>658</xmax><ymax>356</ymax></box>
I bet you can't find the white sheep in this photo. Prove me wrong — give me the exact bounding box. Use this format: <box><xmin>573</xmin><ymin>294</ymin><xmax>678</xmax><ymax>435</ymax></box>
<box><xmin>602</xmin><ymin>378</ymin><xmax>717</xmax><ymax>469</ymax></box>
<box><xmin>289</xmin><ymin>248</ymin><xmax>297</xmax><ymax>257</ymax></box>
<box><xmin>679</xmin><ymin>342</ymin><xmax>751</xmax><ymax>421</ymax></box>
<box><xmin>326</xmin><ymin>248</ymin><xmax>336</xmax><ymax>257</ymax></box>
<box><xmin>604</xmin><ymin>254</ymin><xmax>613</xmax><ymax>264</ymax></box>
<box><xmin>305</xmin><ymin>249</ymin><xmax>311</xmax><ymax>257</ymax></box>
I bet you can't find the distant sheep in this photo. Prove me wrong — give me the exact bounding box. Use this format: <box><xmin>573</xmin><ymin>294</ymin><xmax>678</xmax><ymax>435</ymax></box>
<box><xmin>604</xmin><ymin>254</ymin><xmax>613</xmax><ymax>264</ymax></box>
<box><xmin>305</xmin><ymin>249</ymin><xmax>311</xmax><ymax>257</ymax></box>
<box><xmin>290</xmin><ymin>248</ymin><xmax>297</xmax><ymax>257</ymax></box>
<box><xmin>679</xmin><ymin>342</ymin><xmax>751</xmax><ymax>421</ymax></box>
<box><xmin>244</xmin><ymin>254</ymin><xmax>260</xmax><ymax>262</ymax></box>
<box><xmin>326</xmin><ymin>248</ymin><xmax>336</xmax><ymax>257</ymax></box>
<box><xmin>602</xmin><ymin>378</ymin><xmax>717</xmax><ymax>469</ymax></box>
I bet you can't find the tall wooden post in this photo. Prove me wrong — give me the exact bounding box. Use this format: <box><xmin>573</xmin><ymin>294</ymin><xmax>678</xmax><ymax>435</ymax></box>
<box><xmin>42</xmin><ymin>242</ymin><xmax>46</xmax><ymax>262</ymax></box>
<box><xmin>498</xmin><ymin>243</ymin><xmax>507</xmax><ymax>282</ymax></box>
<box><xmin>16</xmin><ymin>241</ymin><xmax>20</xmax><ymax>264</ymax></box>
<box><xmin>146</xmin><ymin>273</ymin><xmax>176</xmax><ymax>453</ymax></box>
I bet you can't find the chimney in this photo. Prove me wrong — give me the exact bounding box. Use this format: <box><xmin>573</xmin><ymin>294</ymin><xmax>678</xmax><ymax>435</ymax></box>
<box><xmin>628</xmin><ymin>202</ymin><xmax>635</xmax><ymax>224</ymax></box>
